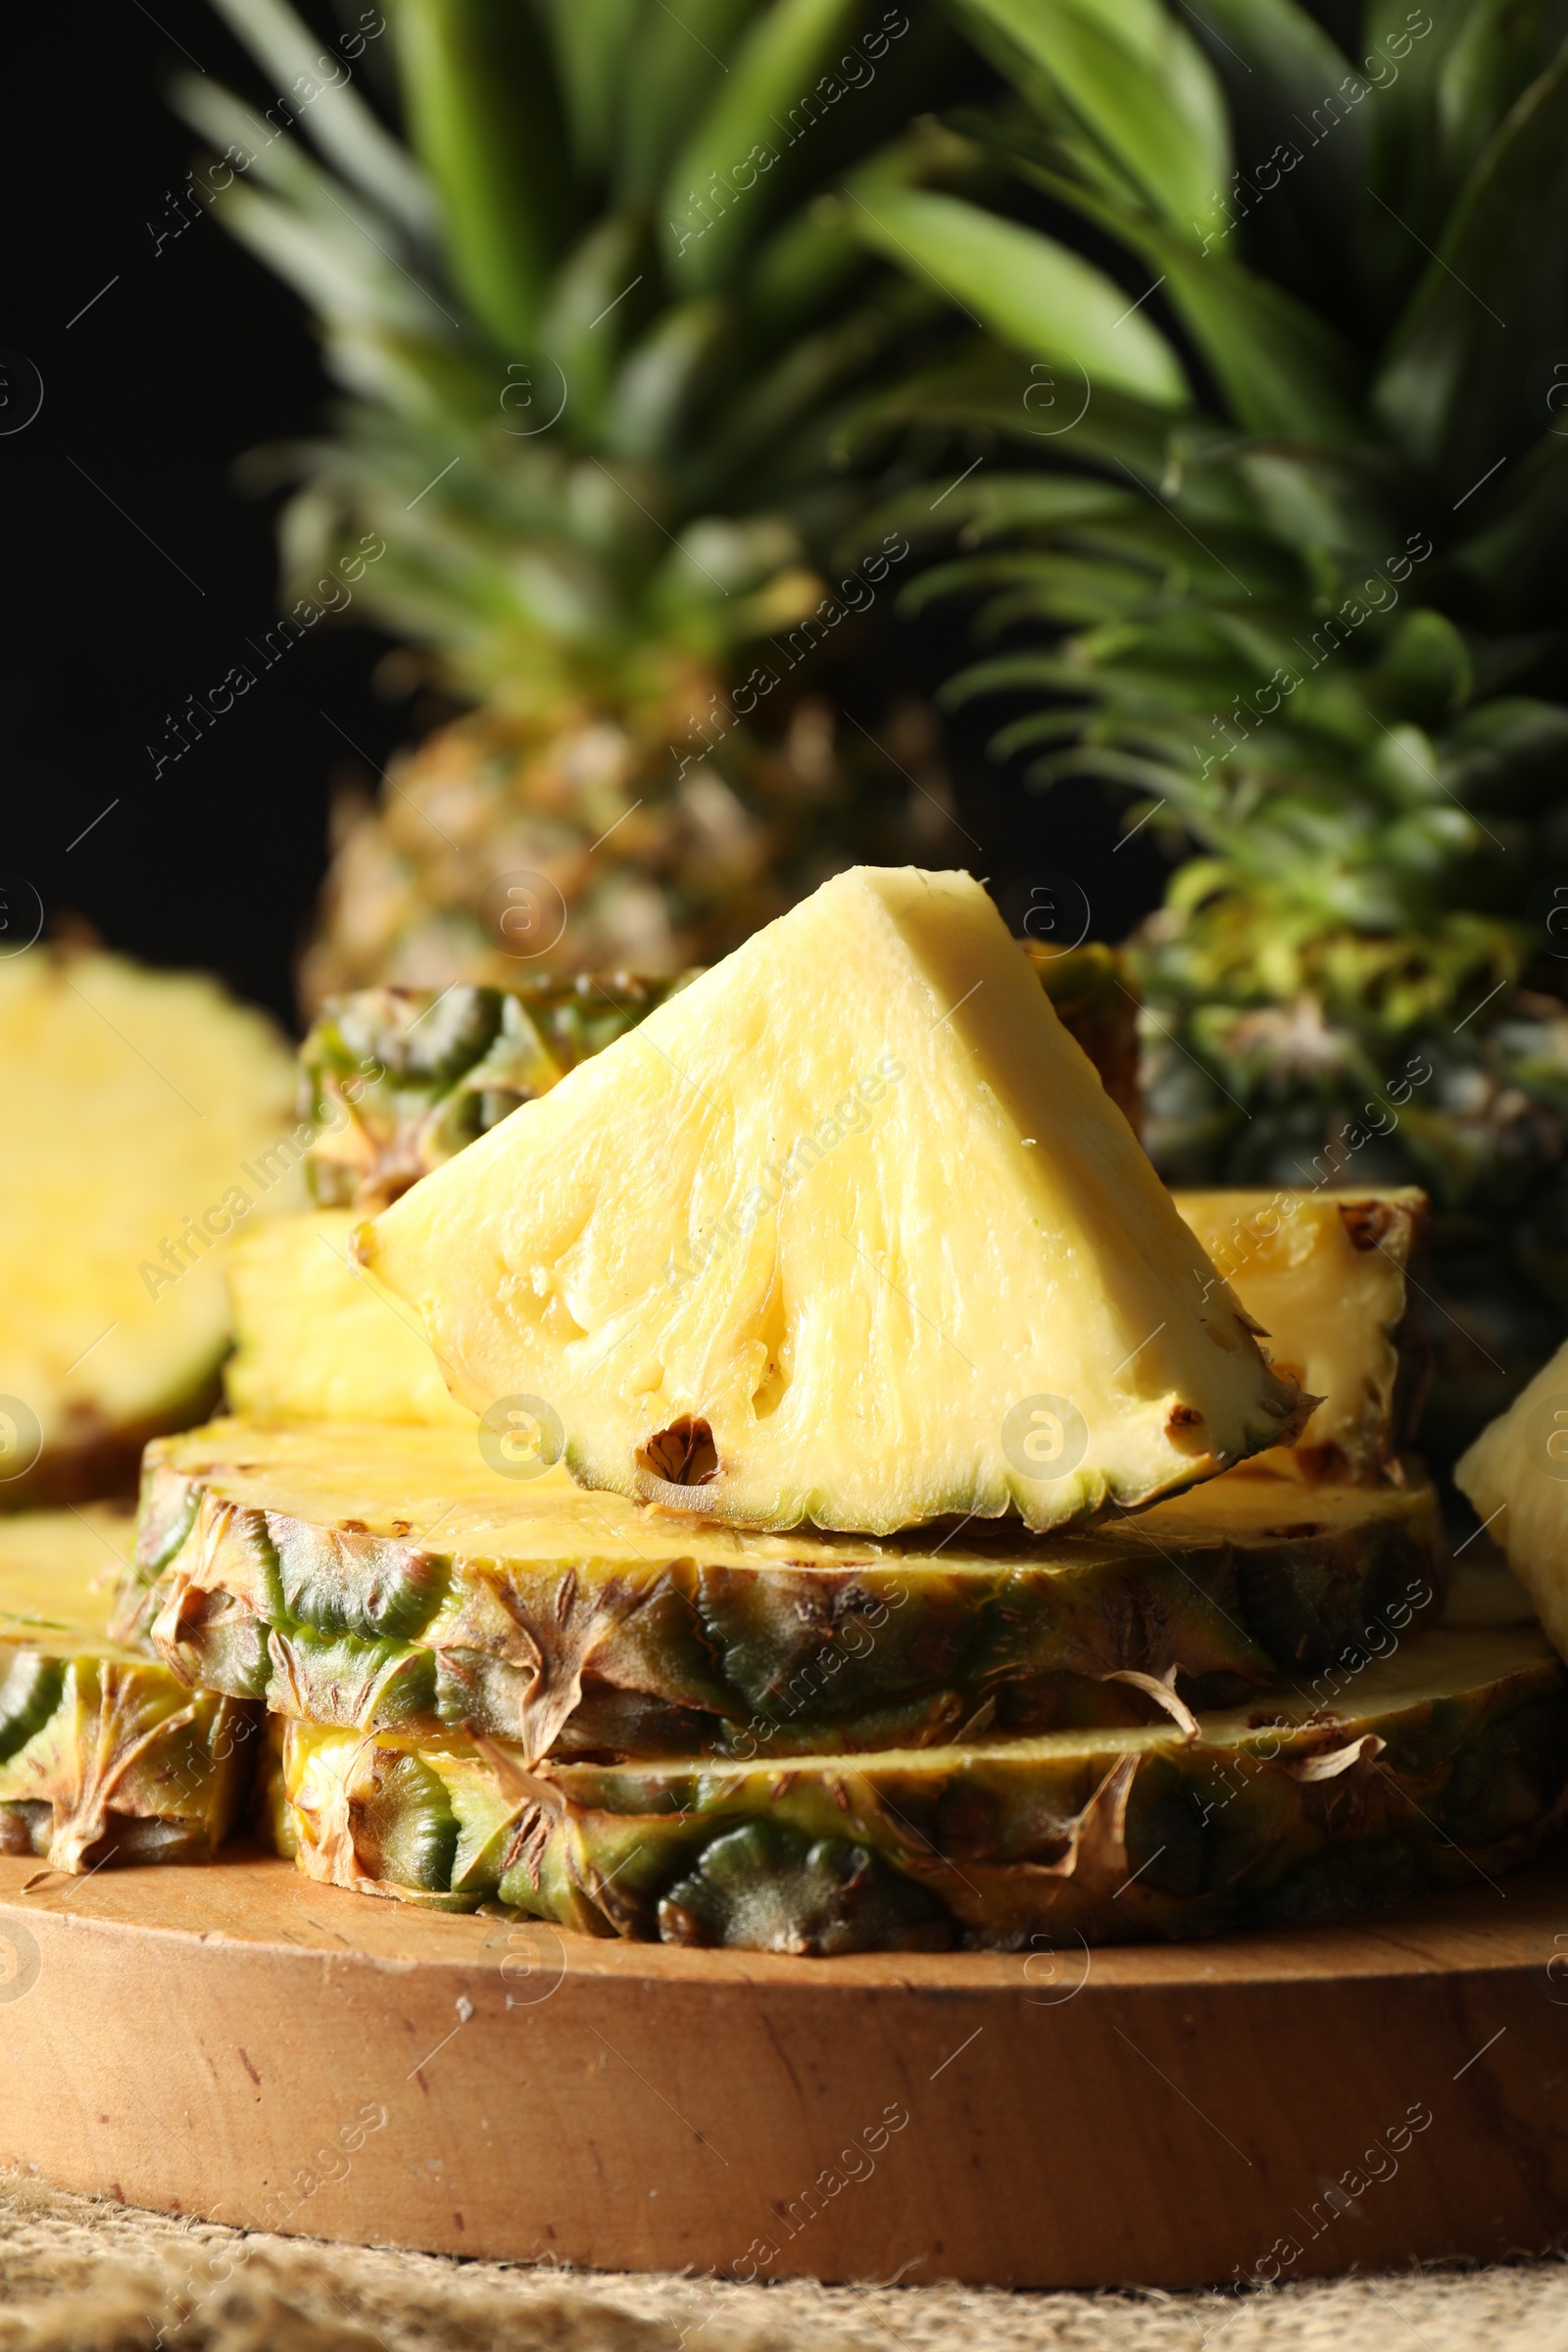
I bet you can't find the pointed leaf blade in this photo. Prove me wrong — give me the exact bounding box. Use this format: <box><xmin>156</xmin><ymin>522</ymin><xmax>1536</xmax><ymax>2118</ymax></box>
<box><xmin>1375</xmin><ymin>42</ymin><xmax>1568</xmax><ymax>486</ymax></box>
<box><xmin>205</xmin><ymin>0</ymin><xmax>433</xmax><ymax>235</ymax></box>
<box><xmin>956</xmin><ymin>0</ymin><xmax>1231</xmax><ymax>237</ymax></box>
<box><xmin>846</xmin><ymin>185</ymin><xmax>1190</xmax><ymax>406</ymax></box>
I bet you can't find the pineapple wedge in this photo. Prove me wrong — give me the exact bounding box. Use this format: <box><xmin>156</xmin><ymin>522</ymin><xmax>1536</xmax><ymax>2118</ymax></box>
<box><xmin>1176</xmin><ymin>1188</ymin><xmax>1428</xmax><ymax>1482</ymax></box>
<box><xmin>121</xmin><ymin>1419</ymin><xmax>1442</xmax><ymax>1760</ymax></box>
<box><xmin>360</xmin><ymin>868</ymin><xmax>1304</xmax><ymax>1534</ymax></box>
<box><xmin>0</xmin><ymin>1505</ymin><xmax>256</xmax><ymax>1869</ymax></box>
<box><xmin>266</xmin><ymin>1626</ymin><xmax>1567</xmax><ymax>1945</ymax></box>
<box><xmin>0</xmin><ymin>948</ymin><xmax>298</xmax><ymax>1506</ymax></box>
<box><xmin>1456</xmin><ymin>1339</ymin><xmax>1568</xmax><ymax>1660</ymax></box>
<box><xmin>229</xmin><ymin>947</ymin><xmax>1144</xmax><ymax>1428</ymax></box>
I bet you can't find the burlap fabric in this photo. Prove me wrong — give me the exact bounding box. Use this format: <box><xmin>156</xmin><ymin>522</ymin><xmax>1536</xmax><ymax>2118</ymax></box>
<box><xmin>1</xmin><ymin>2176</ymin><xmax>1565</xmax><ymax>2351</ymax></box>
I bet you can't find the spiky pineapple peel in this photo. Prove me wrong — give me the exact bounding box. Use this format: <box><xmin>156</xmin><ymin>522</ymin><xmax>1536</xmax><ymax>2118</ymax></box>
<box><xmin>358</xmin><ymin>867</ymin><xmax>1308</xmax><ymax>1537</ymax></box>
<box><xmin>0</xmin><ymin>1506</ymin><xmax>254</xmax><ymax>1871</ymax></box>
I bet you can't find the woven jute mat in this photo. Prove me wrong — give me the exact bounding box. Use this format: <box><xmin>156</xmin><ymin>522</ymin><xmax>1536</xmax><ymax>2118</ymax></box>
<box><xmin>2</xmin><ymin>2177</ymin><xmax>1566</xmax><ymax>2352</ymax></box>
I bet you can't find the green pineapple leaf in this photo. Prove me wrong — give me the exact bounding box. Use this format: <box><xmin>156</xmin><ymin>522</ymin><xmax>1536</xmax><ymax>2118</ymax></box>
<box><xmin>664</xmin><ymin>0</ymin><xmax>869</xmax><ymax>290</ymax></box>
<box><xmin>205</xmin><ymin>0</ymin><xmax>433</xmax><ymax>231</ymax></box>
<box><xmin>1376</xmin><ymin>41</ymin><xmax>1568</xmax><ymax>490</ymax></box>
<box><xmin>955</xmin><ymin>0</ymin><xmax>1231</xmax><ymax>238</ymax></box>
<box><xmin>391</xmin><ymin>0</ymin><xmax>575</xmax><ymax>352</ymax></box>
<box><xmin>535</xmin><ymin>0</ymin><xmax>643</xmax><ymax>175</ymax></box>
<box><xmin>844</xmin><ymin>182</ymin><xmax>1190</xmax><ymax>404</ymax></box>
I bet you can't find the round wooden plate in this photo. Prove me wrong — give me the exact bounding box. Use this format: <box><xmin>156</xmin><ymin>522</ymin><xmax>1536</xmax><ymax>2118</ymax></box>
<box><xmin>3</xmin><ymin>1843</ymin><xmax>1568</xmax><ymax>2288</ymax></box>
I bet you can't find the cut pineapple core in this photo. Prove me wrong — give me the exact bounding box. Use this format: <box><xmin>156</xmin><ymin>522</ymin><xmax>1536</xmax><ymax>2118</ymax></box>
<box><xmin>362</xmin><ymin>869</ymin><xmax>1304</xmax><ymax>1534</ymax></box>
<box><xmin>1176</xmin><ymin>1187</ymin><xmax>1426</xmax><ymax>1481</ymax></box>
<box><xmin>1457</xmin><ymin>1338</ymin><xmax>1568</xmax><ymax>1661</ymax></box>
<box><xmin>0</xmin><ymin>950</ymin><xmax>299</xmax><ymax>1506</ymax></box>
<box><xmin>0</xmin><ymin>1505</ymin><xmax>254</xmax><ymax>1869</ymax></box>
<box><xmin>224</xmin><ymin>1210</ymin><xmax>473</xmax><ymax>1426</ymax></box>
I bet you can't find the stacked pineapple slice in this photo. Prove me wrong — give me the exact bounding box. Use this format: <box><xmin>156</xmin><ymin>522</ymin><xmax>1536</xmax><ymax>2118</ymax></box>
<box><xmin>0</xmin><ymin>1507</ymin><xmax>255</xmax><ymax>1869</ymax></box>
<box><xmin>0</xmin><ymin>949</ymin><xmax>290</xmax><ymax>1874</ymax></box>
<box><xmin>63</xmin><ymin>874</ymin><xmax>1568</xmax><ymax>1944</ymax></box>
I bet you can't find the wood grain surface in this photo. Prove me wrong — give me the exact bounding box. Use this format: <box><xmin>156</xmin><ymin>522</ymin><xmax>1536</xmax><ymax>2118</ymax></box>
<box><xmin>3</xmin><ymin>1844</ymin><xmax>1568</xmax><ymax>2287</ymax></box>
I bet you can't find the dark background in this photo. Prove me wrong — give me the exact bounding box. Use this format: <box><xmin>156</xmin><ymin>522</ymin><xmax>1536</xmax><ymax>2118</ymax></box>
<box><xmin>3</xmin><ymin>0</ymin><xmax>1168</xmax><ymax>1035</ymax></box>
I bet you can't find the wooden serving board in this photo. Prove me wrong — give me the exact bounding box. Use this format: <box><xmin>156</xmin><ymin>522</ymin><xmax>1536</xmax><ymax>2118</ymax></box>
<box><xmin>3</xmin><ymin>1843</ymin><xmax>1568</xmax><ymax>2289</ymax></box>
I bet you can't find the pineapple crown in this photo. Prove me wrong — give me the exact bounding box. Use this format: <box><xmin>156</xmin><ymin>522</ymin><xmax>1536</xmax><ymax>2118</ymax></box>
<box><xmin>834</xmin><ymin>0</ymin><xmax>1568</xmax><ymax>953</ymax></box>
<box><xmin>179</xmin><ymin>0</ymin><xmax>972</xmax><ymax>716</ymax></box>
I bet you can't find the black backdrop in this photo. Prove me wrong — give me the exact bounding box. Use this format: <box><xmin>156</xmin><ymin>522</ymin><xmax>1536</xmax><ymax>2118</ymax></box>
<box><xmin>3</xmin><ymin>0</ymin><xmax>1168</xmax><ymax>1033</ymax></box>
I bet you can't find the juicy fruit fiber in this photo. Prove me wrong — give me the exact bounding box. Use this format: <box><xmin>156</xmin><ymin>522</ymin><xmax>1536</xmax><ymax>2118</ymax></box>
<box><xmin>1457</xmin><ymin>1341</ymin><xmax>1568</xmax><ymax>1664</ymax></box>
<box><xmin>224</xmin><ymin>1212</ymin><xmax>473</xmax><ymax>1428</ymax></box>
<box><xmin>241</xmin><ymin>1013</ymin><xmax>1417</xmax><ymax>1464</ymax></box>
<box><xmin>122</xmin><ymin>1420</ymin><xmax>1443</xmax><ymax>1760</ymax></box>
<box><xmin>268</xmin><ymin>1627</ymin><xmax>1568</xmax><ymax>1945</ymax></box>
<box><xmin>0</xmin><ymin>949</ymin><xmax>298</xmax><ymax>1505</ymax></box>
<box><xmin>1176</xmin><ymin>1189</ymin><xmax>1427</xmax><ymax>1482</ymax></box>
<box><xmin>0</xmin><ymin>1505</ymin><xmax>256</xmax><ymax>1869</ymax></box>
<box><xmin>363</xmin><ymin>868</ymin><xmax>1305</xmax><ymax>1534</ymax></box>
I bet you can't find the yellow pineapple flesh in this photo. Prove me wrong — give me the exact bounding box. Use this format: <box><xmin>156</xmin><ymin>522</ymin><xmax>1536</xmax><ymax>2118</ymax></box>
<box><xmin>224</xmin><ymin>1211</ymin><xmax>472</xmax><ymax>1427</ymax></box>
<box><xmin>0</xmin><ymin>950</ymin><xmax>298</xmax><ymax>1504</ymax></box>
<box><xmin>1176</xmin><ymin>1187</ymin><xmax>1426</xmax><ymax>1482</ymax></box>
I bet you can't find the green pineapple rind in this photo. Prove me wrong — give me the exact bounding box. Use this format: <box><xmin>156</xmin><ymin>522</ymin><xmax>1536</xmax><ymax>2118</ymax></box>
<box><xmin>268</xmin><ymin>1627</ymin><xmax>1568</xmax><ymax>1948</ymax></box>
<box><xmin>302</xmin><ymin>972</ymin><xmax>700</xmax><ymax>1208</ymax></box>
<box><xmin>0</xmin><ymin>1651</ymin><xmax>258</xmax><ymax>1872</ymax></box>
<box><xmin>0</xmin><ymin>1509</ymin><xmax>262</xmax><ymax>1872</ymax></box>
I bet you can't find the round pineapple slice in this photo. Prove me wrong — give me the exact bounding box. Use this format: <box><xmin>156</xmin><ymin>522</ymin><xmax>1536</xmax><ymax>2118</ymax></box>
<box><xmin>122</xmin><ymin>1417</ymin><xmax>1444</xmax><ymax>1762</ymax></box>
<box><xmin>270</xmin><ymin>1625</ymin><xmax>1568</xmax><ymax>1947</ymax></box>
<box><xmin>0</xmin><ymin>949</ymin><xmax>297</xmax><ymax>1506</ymax></box>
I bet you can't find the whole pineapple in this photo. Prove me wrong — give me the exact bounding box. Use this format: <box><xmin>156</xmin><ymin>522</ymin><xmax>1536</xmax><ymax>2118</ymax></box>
<box><xmin>182</xmin><ymin>0</ymin><xmax>971</xmax><ymax>1000</ymax></box>
<box><xmin>842</xmin><ymin>0</ymin><xmax>1568</xmax><ymax>1458</ymax></box>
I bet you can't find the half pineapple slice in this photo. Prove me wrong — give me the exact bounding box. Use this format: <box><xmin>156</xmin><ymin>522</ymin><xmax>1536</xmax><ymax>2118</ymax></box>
<box><xmin>266</xmin><ymin>1626</ymin><xmax>1568</xmax><ymax>1946</ymax></box>
<box><xmin>362</xmin><ymin>869</ymin><xmax>1305</xmax><ymax>1534</ymax></box>
<box><xmin>0</xmin><ymin>948</ymin><xmax>297</xmax><ymax>1505</ymax></box>
<box><xmin>0</xmin><ymin>1506</ymin><xmax>256</xmax><ymax>1869</ymax></box>
<box><xmin>122</xmin><ymin>1419</ymin><xmax>1442</xmax><ymax>1761</ymax></box>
